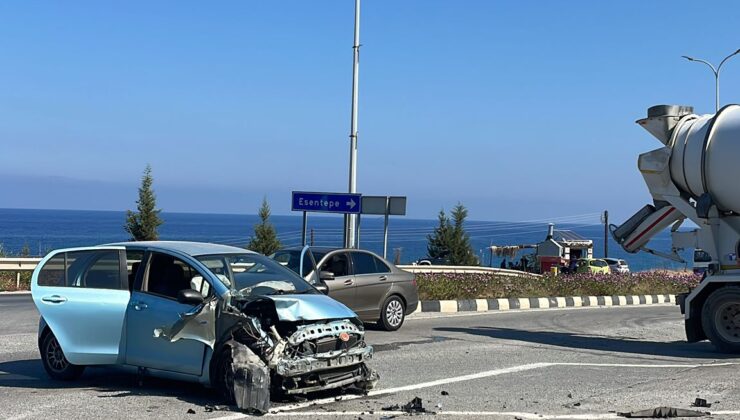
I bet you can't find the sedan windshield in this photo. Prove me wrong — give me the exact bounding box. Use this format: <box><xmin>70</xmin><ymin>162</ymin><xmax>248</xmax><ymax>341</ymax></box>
<box><xmin>196</xmin><ymin>253</ymin><xmax>316</xmax><ymax>298</ymax></box>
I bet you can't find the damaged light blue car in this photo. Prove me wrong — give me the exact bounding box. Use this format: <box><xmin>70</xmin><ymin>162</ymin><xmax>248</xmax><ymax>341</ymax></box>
<box><xmin>31</xmin><ymin>241</ymin><xmax>378</xmax><ymax>413</ymax></box>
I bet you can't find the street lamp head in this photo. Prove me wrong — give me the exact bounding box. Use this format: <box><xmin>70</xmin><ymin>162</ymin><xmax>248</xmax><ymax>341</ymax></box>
<box><xmin>682</xmin><ymin>55</ymin><xmax>695</xmax><ymax>61</ymax></box>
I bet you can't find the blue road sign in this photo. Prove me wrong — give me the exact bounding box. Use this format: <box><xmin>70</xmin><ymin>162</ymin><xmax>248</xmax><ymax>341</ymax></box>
<box><xmin>292</xmin><ymin>191</ymin><xmax>362</xmax><ymax>214</ymax></box>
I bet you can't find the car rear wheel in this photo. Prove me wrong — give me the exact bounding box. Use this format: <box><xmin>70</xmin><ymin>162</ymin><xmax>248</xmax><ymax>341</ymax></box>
<box><xmin>379</xmin><ymin>296</ymin><xmax>405</xmax><ymax>331</ymax></box>
<box><xmin>702</xmin><ymin>287</ymin><xmax>740</xmax><ymax>353</ymax></box>
<box><xmin>40</xmin><ymin>332</ymin><xmax>85</xmax><ymax>380</ymax></box>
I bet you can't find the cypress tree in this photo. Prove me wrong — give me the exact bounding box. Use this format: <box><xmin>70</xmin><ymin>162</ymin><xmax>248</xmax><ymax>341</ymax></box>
<box><xmin>426</xmin><ymin>209</ymin><xmax>452</xmax><ymax>260</ymax></box>
<box><xmin>247</xmin><ymin>197</ymin><xmax>282</xmax><ymax>255</ymax></box>
<box><xmin>125</xmin><ymin>164</ymin><xmax>163</xmax><ymax>241</ymax></box>
<box><xmin>448</xmin><ymin>203</ymin><xmax>478</xmax><ymax>265</ymax></box>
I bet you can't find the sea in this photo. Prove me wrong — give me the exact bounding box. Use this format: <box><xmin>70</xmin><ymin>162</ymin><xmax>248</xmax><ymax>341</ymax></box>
<box><xmin>0</xmin><ymin>208</ymin><xmax>691</xmax><ymax>272</ymax></box>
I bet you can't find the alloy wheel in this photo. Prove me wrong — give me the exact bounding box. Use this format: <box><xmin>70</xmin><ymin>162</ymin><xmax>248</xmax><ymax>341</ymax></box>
<box><xmin>386</xmin><ymin>299</ymin><xmax>404</xmax><ymax>327</ymax></box>
<box><xmin>46</xmin><ymin>336</ymin><xmax>69</xmax><ymax>372</ymax></box>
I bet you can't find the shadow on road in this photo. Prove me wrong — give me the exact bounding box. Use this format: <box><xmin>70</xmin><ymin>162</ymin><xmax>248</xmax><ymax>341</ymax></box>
<box><xmin>0</xmin><ymin>358</ymin><xmax>225</xmax><ymax>408</ymax></box>
<box><xmin>435</xmin><ymin>326</ymin><xmax>739</xmax><ymax>359</ymax></box>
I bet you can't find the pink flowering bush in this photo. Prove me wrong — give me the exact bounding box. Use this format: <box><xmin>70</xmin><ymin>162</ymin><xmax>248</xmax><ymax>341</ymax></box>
<box><xmin>416</xmin><ymin>271</ymin><xmax>700</xmax><ymax>300</ymax></box>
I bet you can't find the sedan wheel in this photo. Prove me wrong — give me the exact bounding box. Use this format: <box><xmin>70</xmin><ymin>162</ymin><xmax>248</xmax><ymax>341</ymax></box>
<box><xmin>380</xmin><ymin>296</ymin><xmax>405</xmax><ymax>331</ymax></box>
<box><xmin>40</xmin><ymin>332</ymin><xmax>85</xmax><ymax>380</ymax></box>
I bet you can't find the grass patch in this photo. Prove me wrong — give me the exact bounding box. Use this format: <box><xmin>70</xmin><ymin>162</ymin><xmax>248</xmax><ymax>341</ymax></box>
<box><xmin>0</xmin><ymin>271</ymin><xmax>31</xmax><ymax>291</ymax></box>
<box><xmin>416</xmin><ymin>271</ymin><xmax>700</xmax><ymax>300</ymax></box>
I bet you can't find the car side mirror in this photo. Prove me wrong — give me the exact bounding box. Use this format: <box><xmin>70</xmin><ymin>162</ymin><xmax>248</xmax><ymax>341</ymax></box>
<box><xmin>320</xmin><ymin>271</ymin><xmax>335</xmax><ymax>281</ymax></box>
<box><xmin>177</xmin><ymin>289</ymin><xmax>204</xmax><ymax>305</ymax></box>
<box><xmin>314</xmin><ymin>283</ymin><xmax>329</xmax><ymax>295</ymax></box>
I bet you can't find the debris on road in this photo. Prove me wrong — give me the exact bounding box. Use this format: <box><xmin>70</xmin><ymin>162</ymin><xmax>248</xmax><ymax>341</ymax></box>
<box><xmin>382</xmin><ymin>397</ymin><xmax>431</xmax><ymax>414</ymax></box>
<box><xmin>617</xmin><ymin>407</ymin><xmax>708</xmax><ymax>418</ymax></box>
<box><xmin>692</xmin><ymin>398</ymin><xmax>711</xmax><ymax>408</ymax></box>
<box><xmin>441</xmin><ymin>390</ymin><xmax>449</xmax><ymax>396</ymax></box>
<box><xmin>186</xmin><ymin>408</ymin><xmax>196</xmax><ymax>414</ymax></box>
<box><xmin>403</xmin><ymin>397</ymin><xmax>427</xmax><ymax>414</ymax></box>
<box><xmin>204</xmin><ymin>404</ymin><xmax>229</xmax><ymax>412</ymax></box>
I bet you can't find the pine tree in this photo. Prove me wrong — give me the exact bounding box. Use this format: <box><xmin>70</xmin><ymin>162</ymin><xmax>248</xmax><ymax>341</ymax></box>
<box><xmin>448</xmin><ymin>203</ymin><xmax>478</xmax><ymax>265</ymax></box>
<box><xmin>426</xmin><ymin>209</ymin><xmax>452</xmax><ymax>260</ymax></box>
<box><xmin>247</xmin><ymin>197</ymin><xmax>282</xmax><ymax>255</ymax></box>
<box><xmin>125</xmin><ymin>164</ymin><xmax>163</xmax><ymax>241</ymax></box>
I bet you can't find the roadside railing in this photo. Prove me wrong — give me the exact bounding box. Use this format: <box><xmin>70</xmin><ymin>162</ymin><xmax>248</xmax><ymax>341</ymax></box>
<box><xmin>0</xmin><ymin>257</ymin><xmax>42</xmax><ymax>289</ymax></box>
<box><xmin>398</xmin><ymin>264</ymin><xmax>540</xmax><ymax>278</ymax></box>
<box><xmin>0</xmin><ymin>257</ymin><xmax>540</xmax><ymax>291</ymax></box>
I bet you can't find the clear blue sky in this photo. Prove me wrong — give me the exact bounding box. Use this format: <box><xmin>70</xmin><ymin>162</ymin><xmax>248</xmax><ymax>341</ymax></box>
<box><xmin>1</xmin><ymin>1</ymin><xmax>739</xmax><ymax>222</ymax></box>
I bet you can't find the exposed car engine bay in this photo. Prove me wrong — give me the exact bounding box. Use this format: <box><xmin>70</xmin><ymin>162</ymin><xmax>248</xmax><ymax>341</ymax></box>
<box><xmin>158</xmin><ymin>294</ymin><xmax>378</xmax><ymax>414</ymax></box>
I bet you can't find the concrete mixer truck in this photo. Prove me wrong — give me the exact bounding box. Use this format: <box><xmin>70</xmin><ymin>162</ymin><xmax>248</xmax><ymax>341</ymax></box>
<box><xmin>612</xmin><ymin>104</ymin><xmax>740</xmax><ymax>352</ymax></box>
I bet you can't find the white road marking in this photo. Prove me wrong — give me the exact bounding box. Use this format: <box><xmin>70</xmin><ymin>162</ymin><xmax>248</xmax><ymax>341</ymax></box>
<box><xmin>222</xmin><ymin>409</ymin><xmax>740</xmax><ymax>419</ymax></box>
<box><xmin>260</xmin><ymin>411</ymin><xmax>622</xmax><ymax>418</ymax></box>
<box><xmin>212</xmin><ymin>360</ymin><xmax>737</xmax><ymax>420</ymax></box>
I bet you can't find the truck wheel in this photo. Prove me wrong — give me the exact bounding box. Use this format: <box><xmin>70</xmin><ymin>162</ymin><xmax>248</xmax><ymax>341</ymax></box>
<box><xmin>40</xmin><ymin>332</ymin><xmax>85</xmax><ymax>380</ymax></box>
<box><xmin>379</xmin><ymin>296</ymin><xmax>405</xmax><ymax>331</ymax></box>
<box><xmin>701</xmin><ymin>287</ymin><xmax>740</xmax><ymax>353</ymax></box>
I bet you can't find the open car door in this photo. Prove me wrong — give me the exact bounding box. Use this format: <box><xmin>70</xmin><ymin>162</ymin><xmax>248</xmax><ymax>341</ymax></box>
<box><xmin>31</xmin><ymin>246</ymin><xmax>130</xmax><ymax>365</ymax></box>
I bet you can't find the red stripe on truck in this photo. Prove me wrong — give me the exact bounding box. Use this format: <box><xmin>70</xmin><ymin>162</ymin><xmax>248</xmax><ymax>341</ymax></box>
<box><xmin>625</xmin><ymin>207</ymin><xmax>676</xmax><ymax>249</ymax></box>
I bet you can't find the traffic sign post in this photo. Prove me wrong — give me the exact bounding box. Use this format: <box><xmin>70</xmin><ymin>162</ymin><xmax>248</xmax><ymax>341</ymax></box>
<box><xmin>361</xmin><ymin>196</ymin><xmax>407</xmax><ymax>258</ymax></box>
<box><xmin>292</xmin><ymin>191</ymin><xmax>363</xmax><ymax>247</ymax></box>
<box><xmin>292</xmin><ymin>191</ymin><xmax>362</xmax><ymax>214</ymax></box>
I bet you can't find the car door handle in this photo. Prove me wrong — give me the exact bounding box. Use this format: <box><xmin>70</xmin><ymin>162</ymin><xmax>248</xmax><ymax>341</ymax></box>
<box><xmin>41</xmin><ymin>295</ymin><xmax>67</xmax><ymax>304</ymax></box>
<box><xmin>131</xmin><ymin>302</ymin><xmax>148</xmax><ymax>311</ymax></box>
<box><xmin>344</xmin><ymin>279</ymin><xmax>354</xmax><ymax>286</ymax></box>
<box><xmin>379</xmin><ymin>275</ymin><xmax>388</xmax><ymax>281</ymax></box>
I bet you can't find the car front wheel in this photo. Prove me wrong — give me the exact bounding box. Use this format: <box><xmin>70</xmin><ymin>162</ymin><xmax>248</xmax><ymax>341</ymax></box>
<box><xmin>40</xmin><ymin>332</ymin><xmax>85</xmax><ymax>380</ymax></box>
<box><xmin>379</xmin><ymin>296</ymin><xmax>405</xmax><ymax>331</ymax></box>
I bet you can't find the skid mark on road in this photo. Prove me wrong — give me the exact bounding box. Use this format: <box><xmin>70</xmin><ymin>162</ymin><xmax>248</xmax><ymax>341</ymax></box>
<box><xmin>214</xmin><ymin>360</ymin><xmax>739</xmax><ymax>420</ymax></box>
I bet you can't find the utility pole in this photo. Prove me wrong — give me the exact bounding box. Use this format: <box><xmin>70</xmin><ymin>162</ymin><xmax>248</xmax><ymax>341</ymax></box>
<box><xmin>602</xmin><ymin>210</ymin><xmax>609</xmax><ymax>258</ymax></box>
<box><xmin>344</xmin><ymin>0</ymin><xmax>361</xmax><ymax>249</ymax></box>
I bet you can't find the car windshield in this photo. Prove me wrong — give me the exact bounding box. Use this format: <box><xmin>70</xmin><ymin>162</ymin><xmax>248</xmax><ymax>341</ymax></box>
<box><xmin>196</xmin><ymin>253</ymin><xmax>316</xmax><ymax>298</ymax></box>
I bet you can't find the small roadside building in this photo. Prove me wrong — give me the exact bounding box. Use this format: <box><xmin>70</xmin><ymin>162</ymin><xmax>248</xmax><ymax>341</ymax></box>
<box><xmin>536</xmin><ymin>225</ymin><xmax>594</xmax><ymax>273</ymax></box>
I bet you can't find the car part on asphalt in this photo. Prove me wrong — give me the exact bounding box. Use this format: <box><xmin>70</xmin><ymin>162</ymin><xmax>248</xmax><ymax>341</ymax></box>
<box><xmin>691</xmin><ymin>398</ymin><xmax>711</xmax><ymax>408</ymax></box>
<box><xmin>617</xmin><ymin>407</ymin><xmax>707</xmax><ymax>418</ymax></box>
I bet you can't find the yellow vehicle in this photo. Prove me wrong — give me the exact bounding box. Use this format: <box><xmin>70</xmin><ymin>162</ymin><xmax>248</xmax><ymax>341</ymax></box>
<box><xmin>575</xmin><ymin>258</ymin><xmax>610</xmax><ymax>274</ymax></box>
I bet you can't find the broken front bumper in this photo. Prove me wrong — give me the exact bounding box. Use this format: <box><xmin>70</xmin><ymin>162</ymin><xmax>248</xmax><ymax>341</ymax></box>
<box><xmin>276</xmin><ymin>345</ymin><xmax>374</xmax><ymax>377</ymax></box>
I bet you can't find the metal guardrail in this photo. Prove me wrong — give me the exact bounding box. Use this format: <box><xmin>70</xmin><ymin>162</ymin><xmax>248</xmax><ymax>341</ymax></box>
<box><xmin>0</xmin><ymin>257</ymin><xmax>42</xmax><ymax>271</ymax></box>
<box><xmin>0</xmin><ymin>257</ymin><xmax>42</xmax><ymax>288</ymax></box>
<box><xmin>0</xmin><ymin>258</ymin><xmax>540</xmax><ymax>291</ymax></box>
<box><xmin>398</xmin><ymin>264</ymin><xmax>540</xmax><ymax>277</ymax></box>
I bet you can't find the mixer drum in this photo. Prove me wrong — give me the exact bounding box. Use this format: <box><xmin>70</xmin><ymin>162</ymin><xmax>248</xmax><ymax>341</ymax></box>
<box><xmin>669</xmin><ymin>104</ymin><xmax>740</xmax><ymax>212</ymax></box>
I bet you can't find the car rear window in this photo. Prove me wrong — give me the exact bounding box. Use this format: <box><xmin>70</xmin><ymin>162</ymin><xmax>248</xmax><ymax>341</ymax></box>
<box><xmin>351</xmin><ymin>252</ymin><xmax>379</xmax><ymax>275</ymax></box>
<box><xmin>590</xmin><ymin>260</ymin><xmax>608</xmax><ymax>267</ymax></box>
<box><xmin>350</xmin><ymin>252</ymin><xmax>391</xmax><ymax>275</ymax></box>
<box><xmin>38</xmin><ymin>250</ymin><xmax>124</xmax><ymax>290</ymax></box>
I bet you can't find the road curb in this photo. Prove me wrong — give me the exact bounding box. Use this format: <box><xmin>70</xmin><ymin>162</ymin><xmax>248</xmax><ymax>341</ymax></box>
<box><xmin>0</xmin><ymin>291</ymin><xmax>31</xmax><ymax>295</ymax></box>
<box><xmin>414</xmin><ymin>294</ymin><xmax>676</xmax><ymax>313</ymax></box>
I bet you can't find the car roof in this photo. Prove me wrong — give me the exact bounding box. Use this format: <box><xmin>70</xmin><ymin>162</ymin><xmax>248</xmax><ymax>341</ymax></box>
<box><xmin>104</xmin><ymin>241</ymin><xmax>254</xmax><ymax>257</ymax></box>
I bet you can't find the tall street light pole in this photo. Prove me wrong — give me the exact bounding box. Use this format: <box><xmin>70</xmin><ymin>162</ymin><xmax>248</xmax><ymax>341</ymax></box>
<box><xmin>345</xmin><ymin>0</ymin><xmax>361</xmax><ymax>248</ymax></box>
<box><xmin>682</xmin><ymin>49</ymin><xmax>740</xmax><ymax>112</ymax></box>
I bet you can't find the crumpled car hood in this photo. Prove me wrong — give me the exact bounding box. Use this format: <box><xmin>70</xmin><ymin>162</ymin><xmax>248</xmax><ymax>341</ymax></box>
<box><xmin>265</xmin><ymin>294</ymin><xmax>358</xmax><ymax>322</ymax></box>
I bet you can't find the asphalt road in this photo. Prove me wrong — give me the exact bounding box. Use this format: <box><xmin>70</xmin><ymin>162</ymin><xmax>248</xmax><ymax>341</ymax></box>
<box><xmin>1</xmin><ymin>293</ymin><xmax>739</xmax><ymax>419</ymax></box>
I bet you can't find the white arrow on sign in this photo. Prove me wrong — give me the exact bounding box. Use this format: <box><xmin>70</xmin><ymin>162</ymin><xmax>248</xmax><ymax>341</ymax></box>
<box><xmin>347</xmin><ymin>199</ymin><xmax>356</xmax><ymax>209</ymax></box>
